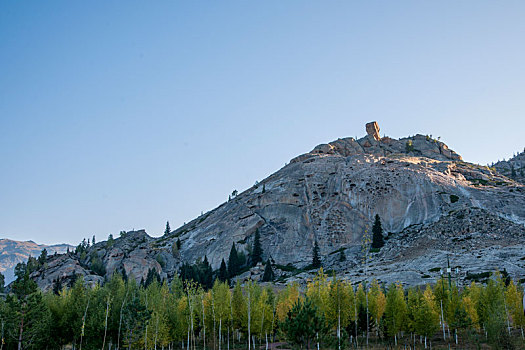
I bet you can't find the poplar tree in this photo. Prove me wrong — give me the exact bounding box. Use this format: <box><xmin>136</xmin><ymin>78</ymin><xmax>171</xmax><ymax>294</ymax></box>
<box><xmin>415</xmin><ymin>285</ymin><xmax>440</xmax><ymax>348</ymax></box>
<box><xmin>327</xmin><ymin>277</ymin><xmax>352</xmax><ymax>350</ymax></box>
<box><xmin>505</xmin><ymin>280</ymin><xmax>525</xmax><ymax>336</ymax></box>
<box><xmin>368</xmin><ymin>280</ymin><xmax>386</xmax><ymax>336</ymax></box>
<box><xmin>384</xmin><ymin>283</ymin><xmax>407</xmax><ymax>346</ymax></box>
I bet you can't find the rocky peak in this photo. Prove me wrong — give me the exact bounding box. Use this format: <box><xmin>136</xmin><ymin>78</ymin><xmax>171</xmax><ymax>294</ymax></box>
<box><xmin>291</xmin><ymin>122</ymin><xmax>461</xmax><ymax>163</ymax></box>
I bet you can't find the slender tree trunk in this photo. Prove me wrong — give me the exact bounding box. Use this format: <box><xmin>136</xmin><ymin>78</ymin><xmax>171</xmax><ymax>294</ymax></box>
<box><xmin>229</xmin><ymin>291</ymin><xmax>234</xmax><ymax>348</ymax></box>
<box><xmin>212</xmin><ymin>296</ymin><xmax>216</xmax><ymax>350</ymax></box>
<box><xmin>247</xmin><ymin>288</ymin><xmax>251</xmax><ymax>350</ymax></box>
<box><xmin>103</xmin><ymin>297</ymin><xmax>110</xmax><ymax>350</ymax></box>
<box><xmin>17</xmin><ymin>309</ymin><xmax>25</xmax><ymax>350</ymax></box>
<box><xmin>155</xmin><ymin>313</ymin><xmax>159</xmax><ymax>350</ymax></box>
<box><xmin>145</xmin><ymin>293</ymin><xmax>149</xmax><ymax>350</ymax></box>
<box><xmin>337</xmin><ymin>303</ymin><xmax>341</xmax><ymax>350</ymax></box>
<box><xmin>365</xmin><ymin>293</ymin><xmax>369</xmax><ymax>346</ymax></box>
<box><xmin>354</xmin><ymin>302</ymin><xmax>358</xmax><ymax>347</ymax></box>
<box><xmin>1</xmin><ymin>320</ymin><xmax>5</xmax><ymax>350</ymax></box>
<box><xmin>80</xmin><ymin>298</ymin><xmax>90</xmax><ymax>350</ymax></box>
<box><xmin>201</xmin><ymin>295</ymin><xmax>206</xmax><ymax>350</ymax></box>
<box><xmin>118</xmin><ymin>290</ymin><xmax>129</xmax><ymax>350</ymax></box>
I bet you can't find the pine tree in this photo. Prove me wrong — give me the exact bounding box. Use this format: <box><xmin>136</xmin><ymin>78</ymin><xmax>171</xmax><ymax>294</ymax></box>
<box><xmin>38</xmin><ymin>248</ymin><xmax>48</xmax><ymax>266</ymax></box>
<box><xmin>312</xmin><ymin>240</ymin><xmax>321</xmax><ymax>268</ymax></box>
<box><xmin>261</xmin><ymin>259</ymin><xmax>274</xmax><ymax>282</ymax></box>
<box><xmin>176</xmin><ymin>238</ymin><xmax>181</xmax><ymax>250</ymax></box>
<box><xmin>250</xmin><ymin>229</ymin><xmax>263</xmax><ymax>267</ymax></box>
<box><xmin>281</xmin><ymin>297</ymin><xmax>327</xmax><ymax>349</ymax></box>
<box><xmin>371</xmin><ymin>214</ymin><xmax>385</xmax><ymax>249</ymax></box>
<box><xmin>122</xmin><ymin>292</ymin><xmax>152</xmax><ymax>347</ymax></box>
<box><xmin>338</xmin><ymin>250</ymin><xmax>346</xmax><ymax>262</ymax></box>
<box><xmin>164</xmin><ymin>221</ymin><xmax>171</xmax><ymax>235</ymax></box>
<box><xmin>218</xmin><ymin>259</ymin><xmax>228</xmax><ymax>282</ymax></box>
<box><xmin>202</xmin><ymin>255</ymin><xmax>213</xmax><ymax>289</ymax></box>
<box><xmin>228</xmin><ymin>243</ymin><xmax>239</xmax><ymax>277</ymax></box>
<box><xmin>0</xmin><ymin>271</ymin><xmax>4</xmax><ymax>292</ymax></box>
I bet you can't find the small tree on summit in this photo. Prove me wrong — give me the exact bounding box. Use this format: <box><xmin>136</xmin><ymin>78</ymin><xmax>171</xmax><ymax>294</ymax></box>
<box><xmin>312</xmin><ymin>240</ymin><xmax>321</xmax><ymax>268</ymax></box>
<box><xmin>250</xmin><ymin>229</ymin><xmax>263</xmax><ymax>267</ymax></box>
<box><xmin>164</xmin><ymin>221</ymin><xmax>171</xmax><ymax>235</ymax></box>
<box><xmin>371</xmin><ymin>214</ymin><xmax>385</xmax><ymax>249</ymax></box>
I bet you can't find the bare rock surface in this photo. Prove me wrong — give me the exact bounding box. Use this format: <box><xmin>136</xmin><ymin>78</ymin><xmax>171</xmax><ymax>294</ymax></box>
<box><xmin>0</xmin><ymin>239</ymin><xmax>72</xmax><ymax>284</ymax></box>
<box><xmin>494</xmin><ymin>149</ymin><xmax>525</xmax><ymax>185</ymax></box>
<box><xmin>24</xmin><ymin>123</ymin><xmax>525</xmax><ymax>289</ymax></box>
<box><xmin>365</xmin><ymin>121</ymin><xmax>381</xmax><ymax>141</ymax></box>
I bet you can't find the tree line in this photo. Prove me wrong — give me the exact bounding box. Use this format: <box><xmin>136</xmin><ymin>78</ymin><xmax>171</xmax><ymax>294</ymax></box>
<box><xmin>1</xmin><ymin>266</ymin><xmax>524</xmax><ymax>350</ymax></box>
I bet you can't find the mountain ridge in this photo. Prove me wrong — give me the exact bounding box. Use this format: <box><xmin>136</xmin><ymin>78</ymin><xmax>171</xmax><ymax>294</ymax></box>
<box><xmin>0</xmin><ymin>238</ymin><xmax>73</xmax><ymax>284</ymax></box>
<box><xmin>17</xmin><ymin>122</ymin><xmax>525</xmax><ymax>290</ymax></box>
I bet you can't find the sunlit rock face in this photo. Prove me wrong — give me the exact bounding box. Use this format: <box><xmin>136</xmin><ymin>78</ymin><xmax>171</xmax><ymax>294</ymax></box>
<box><xmin>26</xmin><ymin>123</ymin><xmax>525</xmax><ymax>288</ymax></box>
<box><xmin>366</xmin><ymin>121</ymin><xmax>381</xmax><ymax>141</ymax></box>
<box><xmin>493</xmin><ymin>149</ymin><xmax>525</xmax><ymax>185</ymax></box>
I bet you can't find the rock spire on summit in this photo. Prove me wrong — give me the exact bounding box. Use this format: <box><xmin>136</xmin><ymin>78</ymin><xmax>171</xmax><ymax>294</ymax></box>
<box><xmin>365</xmin><ymin>121</ymin><xmax>381</xmax><ymax>141</ymax></box>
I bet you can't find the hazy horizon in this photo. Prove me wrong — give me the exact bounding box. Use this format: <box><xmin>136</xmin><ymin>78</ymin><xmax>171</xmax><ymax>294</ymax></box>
<box><xmin>1</xmin><ymin>2</ymin><xmax>524</xmax><ymax>245</ymax></box>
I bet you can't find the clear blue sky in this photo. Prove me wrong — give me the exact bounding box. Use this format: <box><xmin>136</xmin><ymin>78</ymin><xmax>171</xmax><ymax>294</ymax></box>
<box><xmin>1</xmin><ymin>1</ymin><xmax>524</xmax><ymax>245</ymax></box>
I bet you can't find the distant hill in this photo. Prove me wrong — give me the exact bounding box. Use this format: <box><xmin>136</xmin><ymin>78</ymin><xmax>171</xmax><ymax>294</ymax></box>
<box><xmin>0</xmin><ymin>238</ymin><xmax>73</xmax><ymax>283</ymax></box>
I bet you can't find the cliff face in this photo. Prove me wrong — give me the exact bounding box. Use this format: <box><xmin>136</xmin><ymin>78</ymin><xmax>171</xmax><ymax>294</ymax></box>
<box><xmin>25</xmin><ymin>123</ymin><xmax>525</xmax><ymax>289</ymax></box>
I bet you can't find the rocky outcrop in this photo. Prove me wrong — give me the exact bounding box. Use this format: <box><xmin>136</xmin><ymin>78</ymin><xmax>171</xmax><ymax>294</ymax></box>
<box><xmin>494</xmin><ymin>149</ymin><xmax>525</xmax><ymax>185</ymax></box>
<box><xmin>0</xmin><ymin>239</ymin><xmax>72</xmax><ymax>284</ymax></box>
<box><xmin>290</xmin><ymin>130</ymin><xmax>461</xmax><ymax>164</ymax></box>
<box><xmin>24</xmin><ymin>124</ymin><xmax>525</xmax><ymax>289</ymax></box>
<box><xmin>366</xmin><ymin>121</ymin><xmax>381</xmax><ymax>141</ymax></box>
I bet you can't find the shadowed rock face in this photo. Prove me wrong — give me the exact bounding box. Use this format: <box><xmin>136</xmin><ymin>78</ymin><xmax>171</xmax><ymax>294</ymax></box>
<box><xmin>24</xmin><ymin>125</ymin><xmax>525</xmax><ymax>289</ymax></box>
